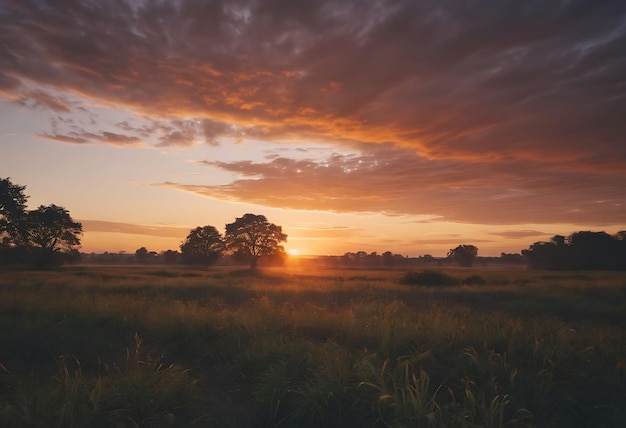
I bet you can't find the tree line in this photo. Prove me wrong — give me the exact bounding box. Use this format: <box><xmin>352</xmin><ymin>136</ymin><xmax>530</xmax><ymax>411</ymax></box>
<box><xmin>522</xmin><ymin>231</ymin><xmax>626</xmax><ymax>270</ymax></box>
<box><xmin>337</xmin><ymin>245</ymin><xmax>481</xmax><ymax>268</ymax></box>
<box><xmin>4</xmin><ymin>178</ymin><xmax>626</xmax><ymax>270</ymax></box>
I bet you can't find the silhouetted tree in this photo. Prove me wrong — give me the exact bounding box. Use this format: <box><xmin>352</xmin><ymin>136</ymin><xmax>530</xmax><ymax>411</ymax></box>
<box><xmin>342</xmin><ymin>252</ymin><xmax>356</xmax><ymax>266</ymax></box>
<box><xmin>568</xmin><ymin>231</ymin><xmax>619</xmax><ymax>270</ymax></box>
<box><xmin>382</xmin><ymin>251</ymin><xmax>395</xmax><ymax>266</ymax></box>
<box><xmin>523</xmin><ymin>231</ymin><xmax>626</xmax><ymax>270</ymax></box>
<box><xmin>161</xmin><ymin>249</ymin><xmax>181</xmax><ymax>265</ymax></box>
<box><xmin>180</xmin><ymin>225</ymin><xmax>224</xmax><ymax>267</ymax></box>
<box><xmin>417</xmin><ymin>254</ymin><xmax>437</xmax><ymax>266</ymax></box>
<box><xmin>1</xmin><ymin>179</ymin><xmax>85</xmax><ymax>267</ymax></box>
<box><xmin>135</xmin><ymin>247</ymin><xmax>149</xmax><ymax>264</ymax></box>
<box><xmin>225</xmin><ymin>214</ymin><xmax>287</xmax><ymax>269</ymax></box>
<box><xmin>0</xmin><ymin>177</ymin><xmax>28</xmax><ymax>246</ymax></box>
<box><xmin>24</xmin><ymin>204</ymin><xmax>83</xmax><ymax>266</ymax></box>
<box><xmin>447</xmin><ymin>244</ymin><xmax>478</xmax><ymax>267</ymax></box>
<box><xmin>499</xmin><ymin>252</ymin><xmax>525</xmax><ymax>265</ymax></box>
<box><xmin>367</xmin><ymin>251</ymin><xmax>380</xmax><ymax>266</ymax></box>
<box><xmin>522</xmin><ymin>235</ymin><xmax>568</xmax><ymax>269</ymax></box>
<box><xmin>523</xmin><ymin>241</ymin><xmax>556</xmax><ymax>269</ymax></box>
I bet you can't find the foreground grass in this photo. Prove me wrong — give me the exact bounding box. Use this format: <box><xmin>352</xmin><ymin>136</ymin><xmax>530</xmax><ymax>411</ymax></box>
<box><xmin>0</xmin><ymin>266</ymin><xmax>625</xmax><ymax>427</ymax></box>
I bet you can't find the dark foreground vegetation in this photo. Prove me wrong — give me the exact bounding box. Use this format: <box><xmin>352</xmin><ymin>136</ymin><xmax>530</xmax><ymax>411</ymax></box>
<box><xmin>1</xmin><ymin>266</ymin><xmax>625</xmax><ymax>427</ymax></box>
<box><xmin>523</xmin><ymin>231</ymin><xmax>626</xmax><ymax>270</ymax></box>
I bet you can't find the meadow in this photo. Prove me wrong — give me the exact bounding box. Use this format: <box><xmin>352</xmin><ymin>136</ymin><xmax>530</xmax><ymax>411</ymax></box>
<box><xmin>0</xmin><ymin>265</ymin><xmax>625</xmax><ymax>427</ymax></box>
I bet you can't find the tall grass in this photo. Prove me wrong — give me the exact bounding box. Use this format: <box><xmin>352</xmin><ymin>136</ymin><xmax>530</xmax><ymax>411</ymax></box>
<box><xmin>0</xmin><ymin>266</ymin><xmax>625</xmax><ymax>426</ymax></box>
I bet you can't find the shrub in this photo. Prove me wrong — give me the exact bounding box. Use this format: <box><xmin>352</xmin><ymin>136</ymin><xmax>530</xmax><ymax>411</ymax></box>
<box><xmin>400</xmin><ymin>270</ymin><xmax>458</xmax><ymax>286</ymax></box>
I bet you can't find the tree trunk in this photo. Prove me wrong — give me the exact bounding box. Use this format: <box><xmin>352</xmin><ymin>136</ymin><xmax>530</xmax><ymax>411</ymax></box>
<box><xmin>249</xmin><ymin>256</ymin><xmax>259</xmax><ymax>270</ymax></box>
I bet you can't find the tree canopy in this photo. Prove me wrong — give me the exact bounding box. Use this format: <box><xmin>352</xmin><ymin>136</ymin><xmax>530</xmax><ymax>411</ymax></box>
<box><xmin>135</xmin><ymin>246</ymin><xmax>150</xmax><ymax>264</ymax></box>
<box><xmin>523</xmin><ymin>231</ymin><xmax>626</xmax><ymax>270</ymax></box>
<box><xmin>180</xmin><ymin>225</ymin><xmax>225</xmax><ymax>267</ymax></box>
<box><xmin>0</xmin><ymin>177</ymin><xmax>28</xmax><ymax>245</ymax></box>
<box><xmin>224</xmin><ymin>214</ymin><xmax>287</xmax><ymax>269</ymax></box>
<box><xmin>25</xmin><ymin>204</ymin><xmax>83</xmax><ymax>252</ymax></box>
<box><xmin>1</xmin><ymin>178</ymin><xmax>82</xmax><ymax>267</ymax></box>
<box><xmin>447</xmin><ymin>244</ymin><xmax>479</xmax><ymax>267</ymax></box>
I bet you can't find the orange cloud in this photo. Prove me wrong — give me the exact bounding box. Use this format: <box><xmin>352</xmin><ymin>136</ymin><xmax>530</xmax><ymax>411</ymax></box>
<box><xmin>2</xmin><ymin>0</ymin><xmax>623</xmax><ymax>171</ymax></box>
<box><xmin>2</xmin><ymin>0</ymin><xmax>625</xmax><ymax>227</ymax></box>
<box><xmin>37</xmin><ymin>131</ymin><xmax>142</xmax><ymax>147</ymax></box>
<box><xmin>81</xmin><ymin>220</ymin><xmax>189</xmax><ymax>239</ymax></box>
<box><xmin>17</xmin><ymin>90</ymin><xmax>73</xmax><ymax>112</ymax></box>
<box><xmin>158</xmin><ymin>143</ymin><xmax>626</xmax><ymax>225</ymax></box>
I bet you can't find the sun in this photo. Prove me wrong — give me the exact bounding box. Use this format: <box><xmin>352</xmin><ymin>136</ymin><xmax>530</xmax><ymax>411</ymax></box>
<box><xmin>287</xmin><ymin>248</ymin><xmax>299</xmax><ymax>256</ymax></box>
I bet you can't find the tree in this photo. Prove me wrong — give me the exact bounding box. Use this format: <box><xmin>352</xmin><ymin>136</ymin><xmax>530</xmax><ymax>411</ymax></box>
<box><xmin>135</xmin><ymin>246</ymin><xmax>149</xmax><ymax>264</ymax></box>
<box><xmin>523</xmin><ymin>230</ymin><xmax>626</xmax><ymax>270</ymax></box>
<box><xmin>224</xmin><ymin>214</ymin><xmax>287</xmax><ymax>269</ymax></box>
<box><xmin>24</xmin><ymin>204</ymin><xmax>83</xmax><ymax>266</ymax></box>
<box><xmin>447</xmin><ymin>244</ymin><xmax>478</xmax><ymax>267</ymax></box>
<box><xmin>382</xmin><ymin>251</ymin><xmax>395</xmax><ymax>266</ymax></box>
<box><xmin>25</xmin><ymin>205</ymin><xmax>82</xmax><ymax>251</ymax></box>
<box><xmin>500</xmin><ymin>252</ymin><xmax>525</xmax><ymax>265</ymax></box>
<box><xmin>0</xmin><ymin>177</ymin><xmax>28</xmax><ymax>245</ymax></box>
<box><xmin>161</xmin><ymin>249</ymin><xmax>181</xmax><ymax>265</ymax></box>
<box><xmin>180</xmin><ymin>225</ymin><xmax>224</xmax><ymax>267</ymax></box>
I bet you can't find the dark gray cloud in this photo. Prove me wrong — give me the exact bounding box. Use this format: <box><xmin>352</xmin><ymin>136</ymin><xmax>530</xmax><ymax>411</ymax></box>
<box><xmin>2</xmin><ymin>0</ymin><xmax>625</xmax><ymax>223</ymax></box>
<box><xmin>37</xmin><ymin>130</ymin><xmax>141</xmax><ymax>146</ymax></box>
<box><xmin>487</xmin><ymin>230</ymin><xmax>549</xmax><ymax>239</ymax></box>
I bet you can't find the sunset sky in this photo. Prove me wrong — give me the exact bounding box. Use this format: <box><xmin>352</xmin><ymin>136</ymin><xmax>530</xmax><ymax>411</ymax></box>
<box><xmin>1</xmin><ymin>0</ymin><xmax>625</xmax><ymax>257</ymax></box>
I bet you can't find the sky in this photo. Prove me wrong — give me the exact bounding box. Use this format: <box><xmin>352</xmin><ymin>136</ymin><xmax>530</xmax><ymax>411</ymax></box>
<box><xmin>1</xmin><ymin>0</ymin><xmax>625</xmax><ymax>257</ymax></box>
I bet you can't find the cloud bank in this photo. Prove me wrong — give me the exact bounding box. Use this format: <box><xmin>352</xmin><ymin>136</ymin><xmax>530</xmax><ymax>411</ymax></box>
<box><xmin>160</xmin><ymin>143</ymin><xmax>626</xmax><ymax>224</ymax></box>
<box><xmin>2</xmin><ymin>0</ymin><xmax>625</xmax><ymax>225</ymax></box>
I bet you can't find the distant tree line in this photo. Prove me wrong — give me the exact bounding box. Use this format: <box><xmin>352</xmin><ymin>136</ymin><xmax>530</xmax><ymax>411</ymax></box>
<box><xmin>522</xmin><ymin>231</ymin><xmax>626</xmax><ymax>270</ymax></box>
<box><xmin>322</xmin><ymin>249</ymin><xmax>537</xmax><ymax>269</ymax></box>
<box><xmin>340</xmin><ymin>251</ymin><xmax>408</xmax><ymax>267</ymax></box>
<box><xmin>334</xmin><ymin>245</ymin><xmax>482</xmax><ymax>268</ymax></box>
<box><xmin>127</xmin><ymin>231</ymin><xmax>626</xmax><ymax>272</ymax></box>
<box><xmin>6</xmin><ymin>178</ymin><xmax>626</xmax><ymax>272</ymax></box>
<box><xmin>1</xmin><ymin>178</ymin><xmax>82</xmax><ymax>267</ymax></box>
<box><xmin>335</xmin><ymin>234</ymin><xmax>626</xmax><ymax>271</ymax></box>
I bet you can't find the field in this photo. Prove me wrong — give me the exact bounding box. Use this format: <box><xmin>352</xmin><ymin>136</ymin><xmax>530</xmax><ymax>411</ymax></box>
<box><xmin>1</xmin><ymin>265</ymin><xmax>625</xmax><ymax>427</ymax></box>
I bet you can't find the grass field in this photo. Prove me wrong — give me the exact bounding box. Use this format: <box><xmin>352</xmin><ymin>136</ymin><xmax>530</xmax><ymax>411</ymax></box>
<box><xmin>1</xmin><ymin>265</ymin><xmax>625</xmax><ymax>427</ymax></box>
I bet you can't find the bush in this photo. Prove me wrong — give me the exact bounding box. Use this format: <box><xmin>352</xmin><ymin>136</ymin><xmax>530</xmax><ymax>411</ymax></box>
<box><xmin>400</xmin><ymin>270</ymin><xmax>458</xmax><ymax>286</ymax></box>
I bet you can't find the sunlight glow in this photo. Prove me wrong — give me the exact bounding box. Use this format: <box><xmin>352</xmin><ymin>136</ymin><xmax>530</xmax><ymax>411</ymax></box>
<box><xmin>288</xmin><ymin>249</ymin><xmax>299</xmax><ymax>256</ymax></box>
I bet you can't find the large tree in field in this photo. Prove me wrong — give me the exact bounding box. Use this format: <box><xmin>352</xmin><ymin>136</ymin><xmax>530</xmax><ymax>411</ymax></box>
<box><xmin>25</xmin><ymin>204</ymin><xmax>83</xmax><ymax>265</ymax></box>
<box><xmin>0</xmin><ymin>177</ymin><xmax>28</xmax><ymax>245</ymax></box>
<box><xmin>447</xmin><ymin>244</ymin><xmax>479</xmax><ymax>267</ymax></box>
<box><xmin>180</xmin><ymin>225</ymin><xmax>225</xmax><ymax>267</ymax></box>
<box><xmin>225</xmin><ymin>214</ymin><xmax>287</xmax><ymax>269</ymax></box>
<box><xmin>1</xmin><ymin>179</ymin><xmax>84</xmax><ymax>267</ymax></box>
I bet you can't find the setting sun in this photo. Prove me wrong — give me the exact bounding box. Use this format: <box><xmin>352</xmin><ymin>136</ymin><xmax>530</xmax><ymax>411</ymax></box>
<box><xmin>287</xmin><ymin>249</ymin><xmax>299</xmax><ymax>256</ymax></box>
